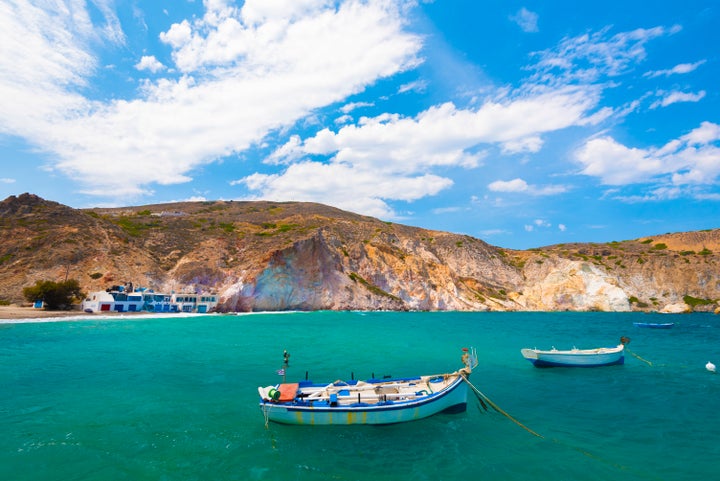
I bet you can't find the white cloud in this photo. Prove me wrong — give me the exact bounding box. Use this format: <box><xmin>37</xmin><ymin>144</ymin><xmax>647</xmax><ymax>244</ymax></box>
<box><xmin>432</xmin><ymin>206</ymin><xmax>463</xmax><ymax>214</ymax></box>
<box><xmin>1</xmin><ymin>1</ymin><xmax>699</xmax><ymax>218</ymax></box>
<box><xmin>525</xmin><ymin>219</ymin><xmax>552</xmax><ymax>232</ymax></box>
<box><xmin>0</xmin><ymin>0</ymin><xmax>104</xmax><ymax>136</ymax></box>
<box><xmin>489</xmin><ymin>178</ymin><xmax>529</xmax><ymax>193</ymax></box>
<box><xmin>238</xmin><ymin>86</ymin><xmax>596</xmax><ymax>216</ymax></box>
<box><xmin>240</xmin><ymin>0</ymin><xmax>333</xmax><ymax>25</ymax></box>
<box><xmin>1</xmin><ymin>178</ymin><xmax>16</xmax><ymax>184</ymax></box>
<box><xmin>398</xmin><ymin>79</ymin><xmax>428</xmax><ymax>94</ymax></box>
<box><xmin>236</xmin><ymin>161</ymin><xmax>453</xmax><ymax>219</ymax></box>
<box><xmin>681</xmin><ymin>121</ymin><xmax>720</xmax><ymax>145</ymax></box>
<box><xmin>270</xmin><ymin>86</ymin><xmax>600</xmax><ymax>172</ymax></box>
<box><xmin>510</xmin><ymin>7</ymin><xmax>538</xmax><ymax>33</ymax></box>
<box><xmin>0</xmin><ymin>0</ymin><xmax>423</xmax><ymax>199</ymax></box>
<box><xmin>575</xmin><ymin>121</ymin><xmax>720</xmax><ymax>189</ymax></box>
<box><xmin>135</xmin><ymin>55</ymin><xmax>166</xmax><ymax>73</ymax></box>
<box><xmin>575</xmin><ymin>137</ymin><xmax>668</xmax><ymax>185</ymax></box>
<box><xmin>479</xmin><ymin>228</ymin><xmax>509</xmax><ymax>238</ymax></box>
<box><xmin>644</xmin><ymin>60</ymin><xmax>706</xmax><ymax>78</ymax></box>
<box><xmin>528</xmin><ymin>25</ymin><xmax>680</xmax><ymax>86</ymax></box>
<box><xmin>501</xmin><ymin>136</ymin><xmax>543</xmax><ymax>154</ymax></box>
<box><xmin>340</xmin><ymin>101</ymin><xmax>374</xmax><ymax>114</ymax></box>
<box><xmin>488</xmin><ymin>178</ymin><xmax>568</xmax><ymax>196</ymax></box>
<box><xmin>334</xmin><ymin>114</ymin><xmax>353</xmax><ymax>125</ymax></box>
<box><xmin>649</xmin><ymin>90</ymin><xmax>706</xmax><ymax>109</ymax></box>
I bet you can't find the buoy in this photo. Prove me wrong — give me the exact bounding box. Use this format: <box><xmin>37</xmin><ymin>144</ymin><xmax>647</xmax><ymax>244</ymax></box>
<box><xmin>706</xmin><ymin>361</ymin><xmax>716</xmax><ymax>373</ymax></box>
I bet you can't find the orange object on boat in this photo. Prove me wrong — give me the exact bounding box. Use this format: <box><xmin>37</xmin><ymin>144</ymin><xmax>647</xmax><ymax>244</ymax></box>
<box><xmin>278</xmin><ymin>383</ymin><xmax>299</xmax><ymax>402</ymax></box>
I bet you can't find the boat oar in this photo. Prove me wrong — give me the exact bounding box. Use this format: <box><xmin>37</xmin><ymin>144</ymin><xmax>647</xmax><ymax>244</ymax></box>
<box><xmin>460</xmin><ymin>373</ymin><xmax>543</xmax><ymax>439</ymax></box>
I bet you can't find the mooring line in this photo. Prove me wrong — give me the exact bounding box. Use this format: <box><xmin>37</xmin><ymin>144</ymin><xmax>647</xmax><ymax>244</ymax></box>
<box><xmin>460</xmin><ymin>373</ymin><xmax>543</xmax><ymax>438</ymax></box>
<box><xmin>461</xmin><ymin>373</ymin><xmax>662</xmax><ymax>480</ymax></box>
<box><xmin>627</xmin><ymin>348</ymin><xmax>653</xmax><ymax>366</ymax></box>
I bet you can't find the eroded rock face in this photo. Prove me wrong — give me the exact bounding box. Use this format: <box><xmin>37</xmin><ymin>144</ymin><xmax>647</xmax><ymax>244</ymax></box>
<box><xmin>1</xmin><ymin>194</ymin><xmax>718</xmax><ymax>313</ymax></box>
<box><xmin>516</xmin><ymin>257</ymin><xmax>631</xmax><ymax>311</ymax></box>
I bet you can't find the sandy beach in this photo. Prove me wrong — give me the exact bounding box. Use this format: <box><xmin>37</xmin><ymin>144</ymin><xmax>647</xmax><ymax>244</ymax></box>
<box><xmin>0</xmin><ymin>305</ymin><xmax>89</xmax><ymax>320</ymax></box>
<box><xmin>0</xmin><ymin>305</ymin><xmax>156</xmax><ymax>321</ymax></box>
<box><xmin>0</xmin><ymin>305</ymin><xmax>225</xmax><ymax>322</ymax></box>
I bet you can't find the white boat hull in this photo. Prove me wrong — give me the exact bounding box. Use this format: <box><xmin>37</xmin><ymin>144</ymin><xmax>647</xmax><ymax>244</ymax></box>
<box><xmin>260</xmin><ymin>375</ymin><xmax>469</xmax><ymax>425</ymax></box>
<box><xmin>521</xmin><ymin>345</ymin><xmax>625</xmax><ymax>368</ymax></box>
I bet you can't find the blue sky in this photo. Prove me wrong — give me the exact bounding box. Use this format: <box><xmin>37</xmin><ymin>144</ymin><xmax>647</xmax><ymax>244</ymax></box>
<box><xmin>1</xmin><ymin>0</ymin><xmax>718</xmax><ymax>249</ymax></box>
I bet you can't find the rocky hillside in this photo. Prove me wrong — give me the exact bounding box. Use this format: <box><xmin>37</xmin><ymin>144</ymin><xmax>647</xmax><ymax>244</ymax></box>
<box><xmin>1</xmin><ymin>193</ymin><xmax>718</xmax><ymax>313</ymax></box>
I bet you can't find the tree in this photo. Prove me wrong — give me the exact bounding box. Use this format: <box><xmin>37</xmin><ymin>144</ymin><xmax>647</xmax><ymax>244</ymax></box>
<box><xmin>23</xmin><ymin>279</ymin><xmax>85</xmax><ymax>310</ymax></box>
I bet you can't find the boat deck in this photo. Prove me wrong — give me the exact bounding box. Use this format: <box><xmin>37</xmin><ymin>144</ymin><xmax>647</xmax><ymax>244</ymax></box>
<box><xmin>260</xmin><ymin>373</ymin><xmax>460</xmax><ymax>407</ymax></box>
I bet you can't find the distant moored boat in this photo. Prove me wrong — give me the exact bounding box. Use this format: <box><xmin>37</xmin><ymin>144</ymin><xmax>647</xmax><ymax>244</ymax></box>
<box><xmin>521</xmin><ymin>338</ymin><xmax>629</xmax><ymax>368</ymax></box>
<box><xmin>633</xmin><ymin>322</ymin><xmax>674</xmax><ymax>329</ymax></box>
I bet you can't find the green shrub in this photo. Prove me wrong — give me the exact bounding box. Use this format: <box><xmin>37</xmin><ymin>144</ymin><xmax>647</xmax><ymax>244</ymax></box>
<box><xmin>113</xmin><ymin>217</ymin><xmax>160</xmax><ymax>237</ymax></box>
<box><xmin>23</xmin><ymin>279</ymin><xmax>85</xmax><ymax>310</ymax></box>
<box><xmin>683</xmin><ymin>295</ymin><xmax>713</xmax><ymax>308</ymax></box>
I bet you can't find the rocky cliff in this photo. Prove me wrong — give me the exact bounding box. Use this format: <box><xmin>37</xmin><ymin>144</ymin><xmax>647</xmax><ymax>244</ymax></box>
<box><xmin>1</xmin><ymin>193</ymin><xmax>718</xmax><ymax>313</ymax></box>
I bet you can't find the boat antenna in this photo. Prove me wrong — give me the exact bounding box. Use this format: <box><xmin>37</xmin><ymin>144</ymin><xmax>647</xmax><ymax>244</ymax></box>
<box><xmin>277</xmin><ymin>350</ymin><xmax>290</xmax><ymax>383</ymax></box>
<box><xmin>461</xmin><ymin>347</ymin><xmax>478</xmax><ymax>373</ymax></box>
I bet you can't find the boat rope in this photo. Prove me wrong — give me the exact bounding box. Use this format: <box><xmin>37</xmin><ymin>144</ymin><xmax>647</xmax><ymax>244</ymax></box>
<box><xmin>460</xmin><ymin>373</ymin><xmax>543</xmax><ymax>438</ymax></box>
<box><xmin>461</xmin><ymin>374</ymin><xmax>661</xmax><ymax>478</ymax></box>
<box><xmin>262</xmin><ymin>403</ymin><xmax>270</xmax><ymax>429</ymax></box>
<box><xmin>627</xmin><ymin>348</ymin><xmax>653</xmax><ymax>366</ymax></box>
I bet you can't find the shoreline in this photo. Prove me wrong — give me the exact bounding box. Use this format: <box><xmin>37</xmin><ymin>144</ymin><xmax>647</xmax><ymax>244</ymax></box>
<box><xmin>0</xmin><ymin>305</ymin><xmax>95</xmax><ymax>320</ymax></box>
<box><xmin>0</xmin><ymin>305</ymin><xmax>211</xmax><ymax>322</ymax></box>
<box><xmin>3</xmin><ymin>305</ymin><xmax>716</xmax><ymax>322</ymax></box>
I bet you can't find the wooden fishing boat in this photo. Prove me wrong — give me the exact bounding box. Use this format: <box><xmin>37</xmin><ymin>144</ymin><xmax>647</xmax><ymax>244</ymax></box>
<box><xmin>633</xmin><ymin>322</ymin><xmax>674</xmax><ymax>329</ymax></box>
<box><xmin>521</xmin><ymin>341</ymin><xmax>626</xmax><ymax>368</ymax></box>
<box><xmin>258</xmin><ymin>348</ymin><xmax>477</xmax><ymax>425</ymax></box>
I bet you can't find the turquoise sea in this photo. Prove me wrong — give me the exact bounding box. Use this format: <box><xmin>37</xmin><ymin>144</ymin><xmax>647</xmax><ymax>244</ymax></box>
<box><xmin>1</xmin><ymin>311</ymin><xmax>719</xmax><ymax>481</ymax></box>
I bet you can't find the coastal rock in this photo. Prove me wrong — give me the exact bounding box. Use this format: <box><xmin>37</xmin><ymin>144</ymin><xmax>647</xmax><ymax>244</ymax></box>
<box><xmin>659</xmin><ymin>303</ymin><xmax>690</xmax><ymax>314</ymax></box>
<box><xmin>516</xmin><ymin>257</ymin><xmax>630</xmax><ymax>311</ymax></box>
<box><xmin>0</xmin><ymin>194</ymin><xmax>718</xmax><ymax>313</ymax></box>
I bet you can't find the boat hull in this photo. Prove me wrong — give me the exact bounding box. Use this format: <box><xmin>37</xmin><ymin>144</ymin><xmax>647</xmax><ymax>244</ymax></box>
<box><xmin>260</xmin><ymin>376</ymin><xmax>468</xmax><ymax>425</ymax></box>
<box><xmin>521</xmin><ymin>346</ymin><xmax>624</xmax><ymax>368</ymax></box>
<box><xmin>633</xmin><ymin>322</ymin><xmax>674</xmax><ymax>329</ymax></box>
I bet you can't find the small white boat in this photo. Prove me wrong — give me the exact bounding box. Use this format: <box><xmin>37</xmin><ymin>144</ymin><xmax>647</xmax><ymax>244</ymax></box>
<box><xmin>633</xmin><ymin>322</ymin><xmax>674</xmax><ymax>329</ymax></box>
<box><xmin>521</xmin><ymin>339</ymin><xmax>628</xmax><ymax>368</ymax></box>
<box><xmin>258</xmin><ymin>348</ymin><xmax>477</xmax><ymax>425</ymax></box>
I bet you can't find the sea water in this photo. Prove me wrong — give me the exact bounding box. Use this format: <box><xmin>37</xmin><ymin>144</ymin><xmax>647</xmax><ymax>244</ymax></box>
<box><xmin>1</xmin><ymin>311</ymin><xmax>719</xmax><ymax>481</ymax></box>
